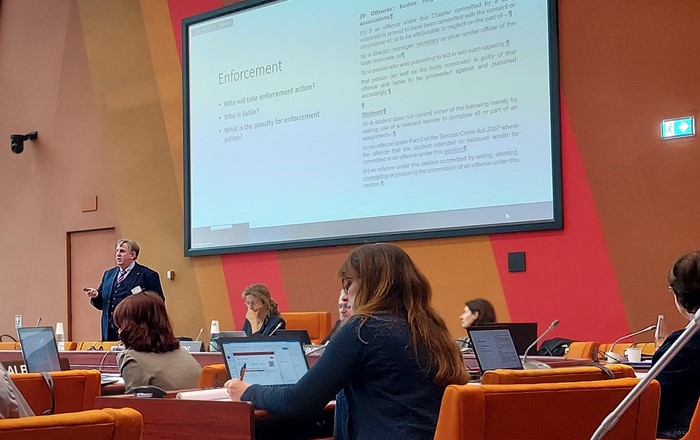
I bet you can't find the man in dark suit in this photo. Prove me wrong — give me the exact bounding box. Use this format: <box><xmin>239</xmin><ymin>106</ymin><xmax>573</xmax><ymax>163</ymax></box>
<box><xmin>84</xmin><ymin>239</ymin><xmax>163</xmax><ymax>341</ymax></box>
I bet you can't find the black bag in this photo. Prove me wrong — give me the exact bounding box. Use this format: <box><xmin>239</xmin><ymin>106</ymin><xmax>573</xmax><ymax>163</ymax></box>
<box><xmin>536</xmin><ymin>338</ymin><xmax>574</xmax><ymax>356</ymax></box>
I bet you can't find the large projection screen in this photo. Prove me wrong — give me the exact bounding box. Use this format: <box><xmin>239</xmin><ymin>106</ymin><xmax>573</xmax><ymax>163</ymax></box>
<box><xmin>183</xmin><ymin>0</ymin><xmax>561</xmax><ymax>256</ymax></box>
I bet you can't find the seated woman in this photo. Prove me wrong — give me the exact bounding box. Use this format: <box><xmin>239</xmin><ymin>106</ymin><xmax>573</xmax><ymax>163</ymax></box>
<box><xmin>0</xmin><ymin>364</ymin><xmax>33</xmax><ymax>419</ymax></box>
<box><xmin>226</xmin><ymin>243</ymin><xmax>468</xmax><ymax>439</ymax></box>
<box><xmin>113</xmin><ymin>291</ymin><xmax>202</xmax><ymax>393</ymax></box>
<box><xmin>457</xmin><ymin>297</ymin><xmax>497</xmax><ymax>349</ymax></box>
<box><xmin>654</xmin><ymin>251</ymin><xmax>700</xmax><ymax>439</ymax></box>
<box><xmin>241</xmin><ymin>283</ymin><xmax>285</xmax><ymax>336</ymax></box>
<box><xmin>321</xmin><ymin>289</ymin><xmax>352</xmax><ymax>344</ymax></box>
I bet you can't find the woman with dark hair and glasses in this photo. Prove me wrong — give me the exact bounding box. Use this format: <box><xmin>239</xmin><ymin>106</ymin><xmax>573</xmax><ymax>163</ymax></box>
<box><xmin>226</xmin><ymin>243</ymin><xmax>468</xmax><ymax>439</ymax></box>
<box><xmin>113</xmin><ymin>291</ymin><xmax>201</xmax><ymax>393</ymax></box>
<box><xmin>654</xmin><ymin>252</ymin><xmax>700</xmax><ymax>439</ymax></box>
<box><xmin>457</xmin><ymin>298</ymin><xmax>497</xmax><ymax>349</ymax></box>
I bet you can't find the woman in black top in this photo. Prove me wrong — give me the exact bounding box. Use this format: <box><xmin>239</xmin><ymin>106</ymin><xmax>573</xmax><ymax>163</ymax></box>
<box><xmin>241</xmin><ymin>283</ymin><xmax>285</xmax><ymax>336</ymax></box>
<box><xmin>654</xmin><ymin>251</ymin><xmax>700</xmax><ymax>439</ymax></box>
<box><xmin>226</xmin><ymin>243</ymin><xmax>468</xmax><ymax>440</ymax></box>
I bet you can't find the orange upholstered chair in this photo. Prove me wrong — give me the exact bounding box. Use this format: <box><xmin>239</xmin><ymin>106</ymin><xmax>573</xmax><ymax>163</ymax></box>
<box><xmin>0</xmin><ymin>407</ymin><xmax>143</xmax><ymax>440</ymax></box>
<box><xmin>197</xmin><ymin>363</ymin><xmax>228</xmax><ymax>388</ymax></box>
<box><xmin>10</xmin><ymin>369</ymin><xmax>102</xmax><ymax>415</ymax></box>
<box><xmin>481</xmin><ymin>364</ymin><xmax>637</xmax><ymax>384</ymax></box>
<box><xmin>280</xmin><ymin>312</ymin><xmax>332</xmax><ymax>344</ymax></box>
<box><xmin>565</xmin><ymin>341</ymin><xmax>601</xmax><ymax>360</ymax></box>
<box><xmin>77</xmin><ymin>341</ymin><xmax>121</xmax><ymax>351</ymax></box>
<box><xmin>0</xmin><ymin>341</ymin><xmax>20</xmax><ymax>350</ymax></box>
<box><xmin>434</xmin><ymin>378</ymin><xmax>660</xmax><ymax>440</ymax></box>
<box><xmin>61</xmin><ymin>341</ymin><xmax>78</xmax><ymax>351</ymax></box>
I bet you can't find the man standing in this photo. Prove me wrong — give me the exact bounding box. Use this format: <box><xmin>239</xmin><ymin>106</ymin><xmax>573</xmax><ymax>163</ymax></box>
<box><xmin>84</xmin><ymin>239</ymin><xmax>163</xmax><ymax>341</ymax></box>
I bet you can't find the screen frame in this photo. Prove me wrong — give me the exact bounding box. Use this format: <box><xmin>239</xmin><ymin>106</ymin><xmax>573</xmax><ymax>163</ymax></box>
<box><xmin>182</xmin><ymin>0</ymin><xmax>562</xmax><ymax>256</ymax></box>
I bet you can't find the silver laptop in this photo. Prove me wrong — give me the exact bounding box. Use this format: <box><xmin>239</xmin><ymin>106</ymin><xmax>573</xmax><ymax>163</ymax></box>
<box><xmin>220</xmin><ymin>339</ymin><xmax>309</xmax><ymax>387</ymax></box>
<box><xmin>467</xmin><ymin>327</ymin><xmax>524</xmax><ymax>372</ymax></box>
<box><xmin>17</xmin><ymin>326</ymin><xmax>61</xmax><ymax>373</ymax></box>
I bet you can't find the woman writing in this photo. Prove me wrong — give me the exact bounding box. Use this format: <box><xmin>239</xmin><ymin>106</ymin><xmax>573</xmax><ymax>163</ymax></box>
<box><xmin>226</xmin><ymin>243</ymin><xmax>468</xmax><ymax>439</ymax></box>
<box><xmin>241</xmin><ymin>283</ymin><xmax>285</xmax><ymax>336</ymax></box>
<box><xmin>113</xmin><ymin>291</ymin><xmax>201</xmax><ymax>393</ymax></box>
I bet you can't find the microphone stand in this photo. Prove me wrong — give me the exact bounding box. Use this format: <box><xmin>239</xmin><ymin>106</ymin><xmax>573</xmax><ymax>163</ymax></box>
<box><xmin>605</xmin><ymin>325</ymin><xmax>656</xmax><ymax>363</ymax></box>
<box><xmin>522</xmin><ymin>319</ymin><xmax>559</xmax><ymax>369</ymax></box>
<box><xmin>591</xmin><ymin>308</ymin><xmax>700</xmax><ymax>440</ymax></box>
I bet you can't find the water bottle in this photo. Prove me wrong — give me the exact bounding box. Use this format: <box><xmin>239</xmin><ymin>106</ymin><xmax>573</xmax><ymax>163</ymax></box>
<box><xmin>654</xmin><ymin>314</ymin><xmax>667</xmax><ymax>350</ymax></box>
<box><xmin>14</xmin><ymin>314</ymin><xmax>22</xmax><ymax>330</ymax></box>
<box><xmin>55</xmin><ymin>322</ymin><xmax>65</xmax><ymax>351</ymax></box>
<box><xmin>209</xmin><ymin>320</ymin><xmax>220</xmax><ymax>352</ymax></box>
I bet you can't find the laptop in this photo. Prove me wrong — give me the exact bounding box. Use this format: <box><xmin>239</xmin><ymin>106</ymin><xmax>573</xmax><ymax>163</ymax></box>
<box><xmin>210</xmin><ymin>331</ymin><xmax>247</xmax><ymax>351</ymax></box>
<box><xmin>17</xmin><ymin>326</ymin><xmax>62</xmax><ymax>373</ymax></box>
<box><xmin>479</xmin><ymin>322</ymin><xmax>538</xmax><ymax>355</ymax></box>
<box><xmin>467</xmin><ymin>327</ymin><xmax>524</xmax><ymax>373</ymax></box>
<box><xmin>266</xmin><ymin>330</ymin><xmax>312</xmax><ymax>345</ymax></box>
<box><xmin>179</xmin><ymin>341</ymin><xmax>204</xmax><ymax>352</ymax></box>
<box><xmin>220</xmin><ymin>339</ymin><xmax>309</xmax><ymax>387</ymax></box>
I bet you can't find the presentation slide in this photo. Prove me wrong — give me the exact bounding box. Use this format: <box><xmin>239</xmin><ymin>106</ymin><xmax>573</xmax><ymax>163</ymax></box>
<box><xmin>183</xmin><ymin>0</ymin><xmax>560</xmax><ymax>255</ymax></box>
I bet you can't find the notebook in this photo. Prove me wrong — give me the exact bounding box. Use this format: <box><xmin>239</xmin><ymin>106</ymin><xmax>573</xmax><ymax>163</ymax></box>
<box><xmin>17</xmin><ymin>326</ymin><xmax>62</xmax><ymax>373</ymax></box>
<box><xmin>467</xmin><ymin>327</ymin><xmax>524</xmax><ymax>372</ymax></box>
<box><xmin>220</xmin><ymin>339</ymin><xmax>309</xmax><ymax>386</ymax></box>
<box><xmin>179</xmin><ymin>341</ymin><xmax>204</xmax><ymax>352</ymax></box>
<box><xmin>479</xmin><ymin>322</ymin><xmax>538</xmax><ymax>355</ymax></box>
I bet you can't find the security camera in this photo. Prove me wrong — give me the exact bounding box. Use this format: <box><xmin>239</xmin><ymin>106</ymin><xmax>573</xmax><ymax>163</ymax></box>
<box><xmin>10</xmin><ymin>135</ymin><xmax>24</xmax><ymax>154</ymax></box>
<box><xmin>9</xmin><ymin>131</ymin><xmax>38</xmax><ymax>154</ymax></box>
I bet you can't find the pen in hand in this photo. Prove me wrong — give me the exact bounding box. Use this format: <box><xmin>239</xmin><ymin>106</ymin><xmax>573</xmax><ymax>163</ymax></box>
<box><xmin>239</xmin><ymin>363</ymin><xmax>247</xmax><ymax>381</ymax></box>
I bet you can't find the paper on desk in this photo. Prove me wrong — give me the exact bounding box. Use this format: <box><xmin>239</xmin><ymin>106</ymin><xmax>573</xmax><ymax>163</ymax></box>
<box><xmin>176</xmin><ymin>388</ymin><xmax>230</xmax><ymax>401</ymax></box>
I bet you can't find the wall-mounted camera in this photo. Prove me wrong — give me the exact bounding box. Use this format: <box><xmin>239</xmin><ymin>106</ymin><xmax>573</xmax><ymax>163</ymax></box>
<box><xmin>10</xmin><ymin>131</ymin><xmax>38</xmax><ymax>154</ymax></box>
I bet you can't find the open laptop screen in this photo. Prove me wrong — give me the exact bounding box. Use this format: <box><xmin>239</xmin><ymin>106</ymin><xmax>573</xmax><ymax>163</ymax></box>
<box><xmin>17</xmin><ymin>326</ymin><xmax>61</xmax><ymax>373</ymax></box>
<box><xmin>478</xmin><ymin>322</ymin><xmax>538</xmax><ymax>355</ymax></box>
<box><xmin>467</xmin><ymin>327</ymin><xmax>523</xmax><ymax>372</ymax></box>
<box><xmin>220</xmin><ymin>339</ymin><xmax>309</xmax><ymax>386</ymax></box>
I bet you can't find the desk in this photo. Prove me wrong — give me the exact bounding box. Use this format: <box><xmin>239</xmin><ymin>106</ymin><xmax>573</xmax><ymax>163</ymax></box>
<box><xmin>94</xmin><ymin>392</ymin><xmax>334</xmax><ymax>440</ymax></box>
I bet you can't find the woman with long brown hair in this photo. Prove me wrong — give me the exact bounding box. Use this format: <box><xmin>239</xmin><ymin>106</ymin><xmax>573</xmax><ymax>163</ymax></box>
<box><xmin>226</xmin><ymin>243</ymin><xmax>468</xmax><ymax>439</ymax></box>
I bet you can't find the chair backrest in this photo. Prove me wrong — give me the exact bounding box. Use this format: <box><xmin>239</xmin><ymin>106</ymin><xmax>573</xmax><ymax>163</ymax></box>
<box><xmin>77</xmin><ymin>341</ymin><xmax>121</xmax><ymax>351</ymax></box>
<box><xmin>61</xmin><ymin>341</ymin><xmax>78</xmax><ymax>350</ymax></box>
<box><xmin>0</xmin><ymin>341</ymin><xmax>20</xmax><ymax>350</ymax></box>
<box><xmin>197</xmin><ymin>363</ymin><xmax>228</xmax><ymax>388</ymax></box>
<box><xmin>0</xmin><ymin>407</ymin><xmax>143</xmax><ymax>440</ymax></box>
<box><xmin>565</xmin><ymin>341</ymin><xmax>600</xmax><ymax>359</ymax></box>
<box><xmin>481</xmin><ymin>364</ymin><xmax>636</xmax><ymax>384</ymax></box>
<box><xmin>280</xmin><ymin>312</ymin><xmax>332</xmax><ymax>344</ymax></box>
<box><xmin>10</xmin><ymin>369</ymin><xmax>102</xmax><ymax>414</ymax></box>
<box><xmin>434</xmin><ymin>378</ymin><xmax>660</xmax><ymax>440</ymax></box>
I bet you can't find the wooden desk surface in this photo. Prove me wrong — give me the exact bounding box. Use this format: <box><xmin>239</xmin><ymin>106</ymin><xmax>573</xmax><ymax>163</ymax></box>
<box><xmin>95</xmin><ymin>392</ymin><xmax>334</xmax><ymax>440</ymax></box>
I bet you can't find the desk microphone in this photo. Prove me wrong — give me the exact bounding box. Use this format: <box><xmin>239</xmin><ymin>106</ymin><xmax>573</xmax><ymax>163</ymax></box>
<box><xmin>521</xmin><ymin>319</ymin><xmax>559</xmax><ymax>369</ymax></box>
<box><xmin>591</xmin><ymin>309</ymin><xmax>700</xmax><ymax>439</ymax></box>
<box><xmin>605</xmin><ymin>324</ymin><xmax>656</xmax><ymax>363</ymax></box>
<box><xmin>35</xmin><ymin>317</ymin><xmax>42</xmax><ymax>327</ymax></box>
<box><xmin>269</xmin><ymin>321</ymin><xmax>284</xmax><ymax>336</ymax></box>
<box><xmin>194</xmin><ymin>328</ymin><xmax>204</xmax><ymax>342</ymax></box>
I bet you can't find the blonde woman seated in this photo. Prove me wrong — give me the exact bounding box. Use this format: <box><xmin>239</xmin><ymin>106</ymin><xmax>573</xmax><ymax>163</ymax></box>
<box><xmin>113</xmin><ymin>291</ymin><xmax>201</xmax><ymax>393</ymax></box>
<box><xmin>241</xmin><ymin>283</ymin><xmax>286</xmax><ymax>336</ymax></box>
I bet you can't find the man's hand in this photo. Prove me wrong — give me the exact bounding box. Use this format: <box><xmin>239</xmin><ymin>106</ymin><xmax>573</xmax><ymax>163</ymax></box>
<box><xmin>83</xmin><ymin>287</ymin><xmax>98</xmax><ymax>298</ymax></box>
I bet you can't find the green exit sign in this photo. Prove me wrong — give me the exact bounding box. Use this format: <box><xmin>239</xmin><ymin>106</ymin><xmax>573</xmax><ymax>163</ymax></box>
<box><xmin>661</xmin><ymin>116</ymin><xmax>695</xmax><ymax>140</ymax></box>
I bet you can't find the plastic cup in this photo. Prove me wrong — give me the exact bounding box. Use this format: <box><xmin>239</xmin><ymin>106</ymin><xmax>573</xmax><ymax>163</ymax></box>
<box><xmin>625</xmin><ymin>347</ymin><xmax>642</xmax><ymax>363</ymax></box>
